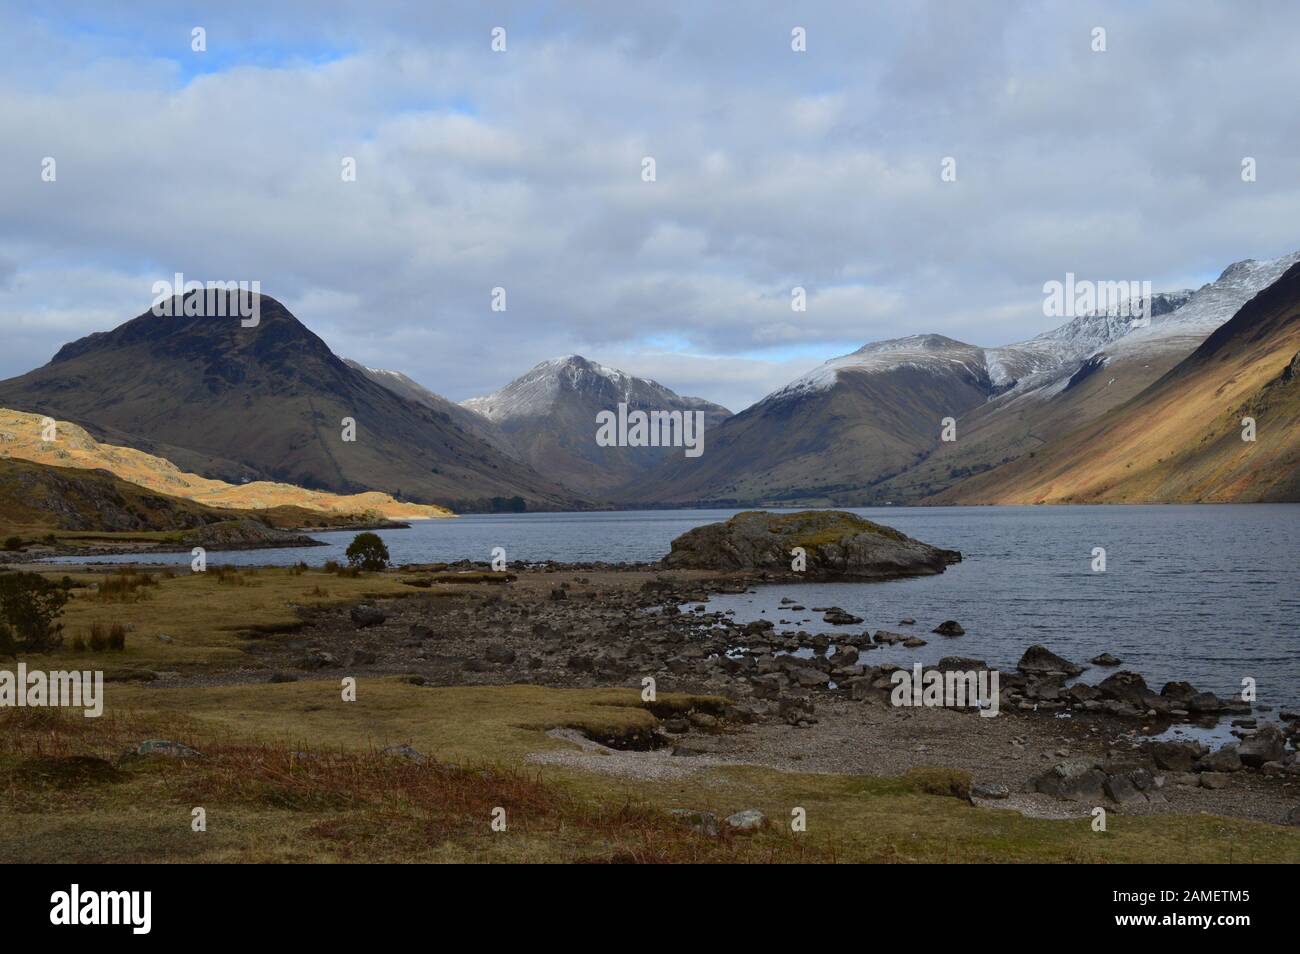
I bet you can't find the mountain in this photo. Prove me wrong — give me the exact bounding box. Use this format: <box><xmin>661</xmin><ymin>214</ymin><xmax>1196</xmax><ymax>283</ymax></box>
<box><xmin>0</xmin><ymin>407</ymin><xmax>449</xmax><ymax>521</ymax></box>
<box><xmin>461</xmin><ymin>355</ymin><xmax>732</xmax><ymax>498</ymax></box>
<box><xmin>0</xmin><ymin>294</ymin><xmax>581</xmax><ymax>512</ymax></box>
<box><xmin>932</xmin><ymin>260</ymin><xmax>1300</xmax><ymax>503</ymax></box>
<box><xmin>872</xmin><ymin>252</ymin><xmax>1300</xmax><ymax>501</ymax></box>
<box><xmin>637</xmin><ymin>252</ymin><xmax>1299</xmax><ymax>507</ymax></box>
<box><xmin>343</xmin><ymin>360</ymin><xmax>519</xmax><ymax>460</ymax></box>
<box><xmin>622</xmin><ymin>335</ymin><xmax>996</xmax><ymax>506</ymax></box>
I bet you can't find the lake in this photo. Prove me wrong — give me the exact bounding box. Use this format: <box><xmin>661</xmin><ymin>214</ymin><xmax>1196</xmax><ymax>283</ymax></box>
<box><xmin>54</xmin><ymin>505</ymin><xmax>1300</xmax><ymax>711</ymax></box>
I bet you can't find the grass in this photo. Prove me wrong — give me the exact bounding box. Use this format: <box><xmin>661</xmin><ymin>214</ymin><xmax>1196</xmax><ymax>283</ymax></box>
<box><xmin>2</xmin><ymin>566</ymin><xmax>430</xmax><ymax>671</ymax></box>
<box><xmin>2</xmin><ymin>679</ymin><xmax>1296</xmax><ymax>863</ymax></box>
<box><xmin>2</xmin><ymin>567</ymin><xmax>1297</xmax><ymax>863</ymax></box>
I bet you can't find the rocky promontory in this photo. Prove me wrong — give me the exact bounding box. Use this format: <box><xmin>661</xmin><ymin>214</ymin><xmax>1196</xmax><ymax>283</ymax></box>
<box><xmin>663</xmin><ymin>510</ymin><xmax>960</xmax><ymax>580</ymax></box>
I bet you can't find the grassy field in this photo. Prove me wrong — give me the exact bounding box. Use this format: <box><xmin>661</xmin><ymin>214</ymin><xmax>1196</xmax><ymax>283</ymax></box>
<box><xmin>2</xmin><ymin>567</ymin><xmax>1298</xmax><ymax>863</ymax></box>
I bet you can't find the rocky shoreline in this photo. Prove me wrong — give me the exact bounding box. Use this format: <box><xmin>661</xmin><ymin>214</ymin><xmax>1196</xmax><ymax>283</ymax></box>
<box><xmin>116</xmin><ymin>558</ymin><xmax>1300</xmax><ymax>828</ymax></box>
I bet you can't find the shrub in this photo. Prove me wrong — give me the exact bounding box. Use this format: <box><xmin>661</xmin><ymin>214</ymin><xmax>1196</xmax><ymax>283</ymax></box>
<box><xmin>3</xmin><ymin>536</ymin><xmax>23</xmax><ymax>551</ymax></box>
<box><xmin>94</xmin><ymin>572</ymin><xmax>158</xmax><ymax>603</ymax></box>
<box><xmin>345</xmin><ymin>533</ymin><xmax>389</xmax><ymax>571</ymax></box>
<box><xmin>0</xmin><ymin>571</ymin><xmax>70</xmax><ymax>653</ymax></box>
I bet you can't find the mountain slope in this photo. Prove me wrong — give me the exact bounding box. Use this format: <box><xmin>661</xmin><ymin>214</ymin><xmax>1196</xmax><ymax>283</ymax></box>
<box><xmin>461</xmin><ymin>355</ymin><xmax>732</xmax><ymax>497</ymax></box>
<box><xmin>343</xmin><ymin>360</ymin><xmax>520</xmax><ymax>460</ymax></box>
<box><xmin>874</xmin><ymin>253</ymin><xmax>1300</xmax><ymax>501</ymax></box>
<box><xmin>0</xmin><ymin>294</ymin><xmax>580</xmax><ymax>512</ymax></box>
<box><xmin>625</xmin><ymin>335</ymin><xmax>995</xmax><ymax>506</ymax></box>
<box><xmin>0</xmin><ymin>408</ymin><xmax>449</xmax><ymax>521</ymax></box>
<box><xmin>933</xmin><ymin>260</ymin><xmax>1300</xmax><ymax>503</ymax></box>
<box><xmin>0</xmin><ymin>456</ymin><xmax>279</xmax><ymax>534</ymax></box>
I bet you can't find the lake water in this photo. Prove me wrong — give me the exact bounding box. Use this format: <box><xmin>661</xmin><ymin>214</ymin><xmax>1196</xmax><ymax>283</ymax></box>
<box><xmin>54</xmin><ymin>505</ymin><xmax>1300</xmax><ymax>711</ymax></box>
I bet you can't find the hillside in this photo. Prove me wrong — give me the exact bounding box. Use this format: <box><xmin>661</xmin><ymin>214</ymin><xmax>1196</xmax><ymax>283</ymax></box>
<box><xmin>933</xmin><ymin>261</ymin><xmax>1300</xmax><ymax>503</ymax></box>
<box><xmin>0</xmin><ymin>294</ymin><xmax>581</xmax><ymax>512</ymax></box>
<box><xmin>0</xmin><ymin>456</ymin><xmax>284</xmax><ymax>534</ymax></box>
<box><xmin>0</xmin><ymin>408</ymin><xmax>449</xmax><ymax>521</ymax></box>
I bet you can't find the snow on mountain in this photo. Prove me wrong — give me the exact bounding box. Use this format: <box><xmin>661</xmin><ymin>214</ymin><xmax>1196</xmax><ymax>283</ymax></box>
<box><xmin>1103</xmin><ymin>252</ymin><xmax>1300</xmax><ymax>360</ymax></box>
<box><xmin>763</xmin><ymin>251</ymin><xmax>1299</xmax><ymax>407</ymax></box>
<box><xmin>771</xmin><ymin>335</ymin><xmax>988</xmax><ymax>398</ymax></box>
<box><xmin>462</xmin><ymin>355</ymin><xmax>728</xmax><ymax>422</ymax></box>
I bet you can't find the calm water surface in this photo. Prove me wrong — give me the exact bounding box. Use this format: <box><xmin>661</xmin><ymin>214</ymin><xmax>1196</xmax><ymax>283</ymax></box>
<box><xmin>55</xmin><ymin>505</ymin><xmax>1300</xmax><ymax>709</ymax></box>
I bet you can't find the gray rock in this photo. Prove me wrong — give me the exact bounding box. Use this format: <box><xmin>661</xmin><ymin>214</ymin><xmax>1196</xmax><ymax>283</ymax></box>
<box><xmin>1034</xmin><ymin>761</ymin><xmax>1106</xmax><ymax>801</ymax></box>
<box><xmin>349</xmin><ymin>605</ymin><xmax>387</xmax><ymax>628</ymax></box>
<box><xmin>1148</xmin><ymin>740</ymin><xmax>1199</xmax><ymax>772</ymax></box>
<box><xmin>1238</xmin><ymin>725</ymin><xmax>1285</xmax><ymax>767</ymax></box>
<box><xmin>1200</xmin><ymin>772</ymin><xmax>1232</xmax><ymax>790</ymax></box>
<box><xmin>1199</xmin><ymin>746</ymin><xmax>1242</xmax><ymax>773</ymax></box>
<box><xmin>1017</xmin><ymin>645</ymin><xmax>1085</xmax><ymax>677</ymax></box>
<box><xmin>971</xmin><ymin>782</ymin><xmax>1010</xmax><ymax>800</ymax></box>
<box><xmin>1090</xmin><ymin>652</ymin><xmax>1122</xmax><ymax>666</ymax></box>
<box><xmin>1103</xmin><ymin>774</ymin><xmax>1142</xmax><ymax>804</ymax></box>
<box><xmin>725</xmin><ymin>809</ymin><xmax>766</xmax><ymax>831</ymax></box>
<box><xmin>127</xmin><ymin>739</ymin><xmax>203</xmax><ymax>760</ymax></box>
<box><xmin>823</xmin><ymin>608</ymin><xmax>864</xmax><ymax>625</ymax></box>
<box><xmin>381</xmin><ymin>744</ymin><xmax>428</xmax><ymax>765</ymax></box>
<box><xmin>932</xmin><ymin>620</ymin><xmax>965</xmax><ymax>637</ymax></box>
<box><xmin>671</xmin><ymin>809</ymin><xmax>720</xmax><ymax>837</ymax></box>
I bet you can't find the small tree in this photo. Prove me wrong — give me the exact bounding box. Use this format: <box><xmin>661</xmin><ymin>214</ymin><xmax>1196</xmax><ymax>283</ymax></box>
<box><xmin>0</xmin><ymin>572</ymin><xmax>70</xmax><ymax>654</ymax></box>
<box><xmin>345</xmin><ymin>532</ymin><xmax>389</xmax><ymax>571</ymax></box>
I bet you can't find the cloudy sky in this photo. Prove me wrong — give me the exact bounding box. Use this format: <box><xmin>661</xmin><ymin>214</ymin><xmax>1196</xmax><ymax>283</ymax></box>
<box><xmin>2</xmin><ymin>1</ymin><xmax>1298</xmax><ymax>413</ymax></box>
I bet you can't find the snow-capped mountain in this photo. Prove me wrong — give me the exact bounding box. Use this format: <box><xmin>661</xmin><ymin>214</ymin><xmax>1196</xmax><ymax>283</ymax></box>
<box><xmin>463</xmin><ymin>355</ymin><xmax>728</xmax><ymax>425</ymax></box>
<box><xmin>461</xmin><ymin>355</ymin><xmax>732</xmax><ymax>497</ymax></box>
<box><xmin>772</xmin><ymin>335</ymin><xmax>989</xmax><ymax>398</ymax></box>
<box><xmin>639</xmin><ymin>249</ymin><xmax>1300</xmax><ymax>507</ymax></box>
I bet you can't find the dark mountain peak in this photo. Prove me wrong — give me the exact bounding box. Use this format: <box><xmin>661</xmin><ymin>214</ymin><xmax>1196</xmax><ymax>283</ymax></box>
<box><xmin>50</xmin><ymin>292</ymin><xmax>333</xmax><ymax>368</ymax></box>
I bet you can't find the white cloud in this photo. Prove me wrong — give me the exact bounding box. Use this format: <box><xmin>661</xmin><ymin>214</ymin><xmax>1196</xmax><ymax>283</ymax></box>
<box><xmin>1</xmin><ymin>1</ymin><xmax>1297</xmax><ymax>412</ymax></box>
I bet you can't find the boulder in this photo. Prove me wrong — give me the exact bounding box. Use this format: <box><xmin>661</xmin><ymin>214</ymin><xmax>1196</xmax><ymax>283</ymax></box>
<box><xmin>971</xmin><ymin>782</ymin><xmax>1010</xmax><ymax>800</ymax></box>
<box><xmin>671</xmin><ymin>809</ymin><xmax>720</xmax><ymax>837</ymax></box>
<box><xmin>1096</xmin><ymin>670</ymin><xmax>1150</xmax><ymax>704</ymax></box>
<box><xmin>1148</xmin><ymin>740</ymin><xmax>1199</xmax><ymax>773</ymax></box>
<box><xmin>126</xmin><ymin>740</ymin><xmax>203</xmax><ymax>760</ymax></box>
<box><xmin>823</xmin><ymin>608</ymin><xmax>863</xmax><ymax>625</ymax></box>
<box><xmin>1090</xmin><ymin>653</ymin><xmax>1122</xmax><ymax>666</ymax></box>
<box><xmin>725</xmin><ymin>809</ymin><xmax>766</xmax><ymax>831</ymax></box>
<box><xmin>1034</xmin><ymin>761</ymin><xmax>1106</xmax><ymax>801</ymax></box>
<box><xmin>932</xmin><ymin>620</ymin><xmax>965</xmax><ymax>636</ymax></box>
<box><xmin>663</xmin><ymin>510</ymin><xmax>960</xmax><ymax>579</ymax></box>
<box><xmin>1199</xmin><ymin>746</ymin><xmax>1242</xmax><ymax>773</ymax></box>
<box><xmin>1238</xmin><ymin>725</ymin><xmax>1286</xmax><ymax>767</ymax></box>
<box><xmin>1103</xmin><ymin>774</ymin><xmax>1142</xmax><ymax>804</ymax></box>
<box><xmin>350</xmin><ymin>605</ymin><xmax>387</xmax><ymax>628</ymax></box>
<box><xmin>1017</xmin><ymin>645</ymin><xmax>1085</xmax><ymax>677</ymax></box>
<box><xmin>381</xmin><ymin>744</ymin><xmax>428</xmax><ymax>765</ymax></box>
